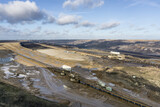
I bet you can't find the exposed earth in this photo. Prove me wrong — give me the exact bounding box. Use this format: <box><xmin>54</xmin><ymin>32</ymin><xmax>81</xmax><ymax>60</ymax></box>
<box><xmin>0</xmin><ymin>40</ymin><xmax>160</xmax><ymax>107</ymax></box>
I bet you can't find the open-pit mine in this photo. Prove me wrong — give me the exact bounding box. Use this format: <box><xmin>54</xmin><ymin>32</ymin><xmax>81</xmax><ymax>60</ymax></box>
<box><xmin>0</xmin><ymin>40</ymin><xmax>160</xmax><ymax>107</ymax></box>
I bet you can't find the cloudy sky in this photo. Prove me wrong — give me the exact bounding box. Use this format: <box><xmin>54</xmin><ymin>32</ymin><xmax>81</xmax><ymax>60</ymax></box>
<box><xmin>0</xmin><ymin>0</ymin><xmax>160</xmax><ymax>40</ymax></box>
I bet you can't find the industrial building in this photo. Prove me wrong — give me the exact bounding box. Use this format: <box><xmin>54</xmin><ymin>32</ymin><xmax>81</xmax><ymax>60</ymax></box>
<box><xmin>108</xmin><ymin>51</ymin><xmax>125</xmax><ymax>60</ymax></box>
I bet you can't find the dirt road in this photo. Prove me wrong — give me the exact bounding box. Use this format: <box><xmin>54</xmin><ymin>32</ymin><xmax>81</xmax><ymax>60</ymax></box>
<box><xmin>40</xmin><ymin>67</ymin><xmax>110</xmax><ymax>107</ymax></box>
<box><xmin>5</xmin><ymin>44</ymin><xmax>112</xmax><ymax>107</ymax></box>
<box><xmin>2</xmin><ymin>42</ymin><xmax>157</xmax><ymax>107</ymax></box>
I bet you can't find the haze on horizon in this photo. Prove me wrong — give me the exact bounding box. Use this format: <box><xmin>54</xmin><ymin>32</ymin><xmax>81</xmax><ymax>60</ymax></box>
<box><xmin>0</xmin><ymin>0</ymin><xmax>160</xmax><ymax>40</ymax></box>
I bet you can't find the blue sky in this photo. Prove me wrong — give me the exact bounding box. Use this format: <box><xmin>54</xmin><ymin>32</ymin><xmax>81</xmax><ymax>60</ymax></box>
<box><xmin>0</xmin><ymin>0</ymin><xmax>160</xmax><ymax>40</ymax></box>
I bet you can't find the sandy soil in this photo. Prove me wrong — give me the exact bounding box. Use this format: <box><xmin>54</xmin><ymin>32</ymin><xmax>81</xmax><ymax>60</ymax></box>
<box><xmin>0</xmin><ymin>42</ymin><xmax>94</xmax><ymax>68</ymax></box>
<box><xmin>0</xmin><ymin>46</ymin><xmax>6</xmax><ymax>50</ymax></box>
<box><xmin>37</xmin><ymin>48</ymin><xmax>87</xmax><ymax>61</ymax></box>
<box><xmin>116</xmin><ymin>66</ymin><xmax>160</xmax><ymax>88</ymax></box>
<box><xmin>0</xmin><ymin>49</ymin><xmax>127</xmax><ymax>107</ymax></box>
<box><xmin>1</xmin><ymin>42</ymin><xmax>160</xmax><ymax>107</ymax></box>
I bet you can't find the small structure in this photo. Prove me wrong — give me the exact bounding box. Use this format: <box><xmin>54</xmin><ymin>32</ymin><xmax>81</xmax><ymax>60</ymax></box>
<box><xmin>110</xmin><ymin>51</ymin><xmax>120</xmax><ymax>55</ymax></box>
<box><xmin>132</xmin><ymin>75</ymin><xmax>136</xmax><ymax>79</ymax></box>
<box><xmin>108</xmin><ymin>51</ymin><xmax>125</xmax><ymax>60</ymax></box>
<box><xmin>98</xmin><ymin>80</ymin><xmax>106</xmax><ymax>87</ymax></box>
<box><xmin>70</xmin><ymin>78</ymin><xmax>76</xmax><ymax>82</ymax></box>
<box><xmin>69</xmin><ymin>73</ymin><xmax>75</xmax><ymax>78</ymax></box>
<box><xmin>106</xmin><ymin>86</ymin><xmax>112</xmax><ymax>92</ymax></box>
<box><xmin>69</xmin><ymin>73</ymin><xmax>79</xmax><ymax>83</ymax></box>
<box><xmin>62</xmin><ymin>65</ymin><xmax>71</xmax><ymax>71</ymax></box>
<box><xmin>60</xmin><ymin>71</ymin><xmax>66</xmax><ymax>76</ymax></box>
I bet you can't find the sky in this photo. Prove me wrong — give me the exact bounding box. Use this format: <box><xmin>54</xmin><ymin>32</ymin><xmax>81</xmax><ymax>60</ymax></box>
<box><xmin>0</xmin><ymin>0</ymin><xmax>160</xmax><ymax>40</ymax></box>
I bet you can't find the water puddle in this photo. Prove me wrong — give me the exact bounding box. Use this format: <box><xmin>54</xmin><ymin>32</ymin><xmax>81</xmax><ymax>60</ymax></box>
<box><xmin>4</xmin><ymin>71</ymin><xmax>15</xmax><ymax>79</ymax></box>
<box><xmin>0</xmin><ymin>57</ymin><xmax>14</xmax><ymax>64</ymax></box>
<box><xmin>17</xmin><ymin>74</ymin><xmax>27</xmax><ymax>78</ymax></box>
<box><xmin>20</xmin><ymin>79</ymin><xmax>30</xmax><ymax>90</ymax></box>
<box><xmin>108</xmin><ymin>83</ymin><xmax>115</xmax><ymax>87</ymax></box>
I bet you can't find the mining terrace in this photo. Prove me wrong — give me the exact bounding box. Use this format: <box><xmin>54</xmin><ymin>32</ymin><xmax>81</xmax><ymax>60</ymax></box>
<box><xmin>0</xmin><ymin>40</ymin><xmax>160</xmax><ymax>107</ymax></box>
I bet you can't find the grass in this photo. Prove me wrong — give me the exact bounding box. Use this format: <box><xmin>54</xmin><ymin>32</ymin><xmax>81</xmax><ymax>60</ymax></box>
<box><xmin>0</xmin><ymin>82</ymin><xmax>67</xmax><ymax>107</ymax></box>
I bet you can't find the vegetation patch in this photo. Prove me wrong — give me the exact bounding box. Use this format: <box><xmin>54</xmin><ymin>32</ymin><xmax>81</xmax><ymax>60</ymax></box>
<box><xmin>0</xmin><ymin>82</ymin><xmax>67</xmax><ymax>107</ymax></box>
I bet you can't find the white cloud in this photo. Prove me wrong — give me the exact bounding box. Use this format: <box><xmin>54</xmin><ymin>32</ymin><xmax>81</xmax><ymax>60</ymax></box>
<box><xmin>0</xmin><ymin>1</ymin><xmax>55</xmax><ymax>24</ymax></box>
<box><xmin>63</xmin><ymin>0</ymin><xmax>104</xmax><ymax>9</ymax></box>
<box><xmin>127</xmin><ymin>0</ymin><xmax>160</xmax><ymax>7</ymax></box>
<box><xmin>30</xmin><ymin>26</ymin><xmax>42</xmax><ymax>33</ymax></box>
<box><xmin>99</xmin><ymin>22</ymin><xmax>120</xmax><ymax>30</ymax></box>
<box><xmin>135</xmin><ymin>27</ymin><xmax>145</xmax><ymax>31</ymax></box>
<box><xmin>42</xmin><ymin>15</ymin><xmax>55</xmax><ymax>24</ymax></box>
<box><xmin>0</xmin><ymin>25</ymin><xmax>18</xmax><ymax>33</ymax></box>
<box><xmin>44</xmin><ymin>30</ymin><xmax>59</xmax><ymax>35</ymax></box>
<box><xmin>76</xmin><ymin>21</ymin><xmax>95</xmax><ymax>27</ymax></box>
<box><xmin>57</xmin><ymin>13</ymin><xmax>81</xmax><ymax>25</ymax></box>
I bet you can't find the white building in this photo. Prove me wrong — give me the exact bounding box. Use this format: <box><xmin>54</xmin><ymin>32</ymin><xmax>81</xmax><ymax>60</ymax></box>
<box><xmin>108</xmin><ymin>51</ymin><xmax>125</xmax><ymax>60</ymax></box>
<box><xmin>110</xmin><ymin>51</ymin><xmax>120</xmax><ymax>55</ymax></box>
<box><xmin>62</xmin><ymin>65</ymin><xmax>72</xmax><ymax>71</ymax></box>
